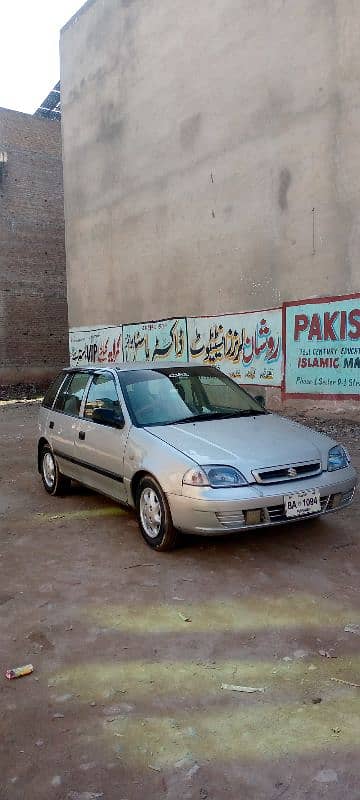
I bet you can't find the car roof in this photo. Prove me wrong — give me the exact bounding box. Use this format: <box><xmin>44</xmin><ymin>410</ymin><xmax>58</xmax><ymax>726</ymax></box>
<box><xmin>64</xmin><ymin>361</ymin><xmax>198</xmax><ymax>373</ymax></box>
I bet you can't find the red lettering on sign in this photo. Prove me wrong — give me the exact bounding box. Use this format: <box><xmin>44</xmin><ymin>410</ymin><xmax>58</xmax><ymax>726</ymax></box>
<box><xmin>323</xmin><ymin>311</ymin><xmax>338</xmax><ymax>340</ymax></box>
<box><xmin>298</xmin><ymin>356</ymin><xmax>340</xmax><ymax>369</ymax></box>
<box><xmin>340</xmin><ymin>310</ymin><xmax>347</xmax><ymax>339</ymax></box>
<box><xmin>348</xmin><ymin>309</ymin><xmax>360</xmax><ymax>340</ymax></box>
<box><xmin>308</xmin><ymin>314</ymin><xmax>322</xmax><ymax>340</ymax></box>
<box><xmin>294</xmin><ymin>314</ymin><xmax>309</xmax><ymax>341</ymax></box>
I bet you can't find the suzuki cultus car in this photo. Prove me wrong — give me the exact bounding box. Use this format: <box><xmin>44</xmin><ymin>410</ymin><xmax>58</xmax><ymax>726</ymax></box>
<box><xmin>38</xmin><ymin>364</ymin><xmax>357</xmax><ymax>550</ymax></box>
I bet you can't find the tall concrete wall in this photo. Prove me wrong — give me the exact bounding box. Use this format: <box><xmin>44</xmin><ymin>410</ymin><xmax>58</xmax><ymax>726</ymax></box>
<box><xmin>0</xmin><ymin>108</ymin><xmax>69</xmax><ymax>393</ymax></box>
<box><xmin>61</xmin><ymin>0</ymin><xmax>360</xmax><ymax>330</ymax></box>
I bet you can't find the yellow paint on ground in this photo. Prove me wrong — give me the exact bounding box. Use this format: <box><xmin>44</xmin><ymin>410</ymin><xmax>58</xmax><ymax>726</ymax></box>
<box><xmin>51</xmin><ymin>656</ymin><xmax>360</xmax><ymax>766</ymax></box>
<box><xmin>37</xmin><ymin>507</ymin><xmax>127</xmax><ymax>522</ymax></box>
<box><xmin>51</xmin><ymin>657</ymin><xmax>360</xmax><ymax>703</ymax></box>
<box><xmin>85</xmin><ymin>595</ymin><xmax>359</xmax><ymax>633</ymax></box>
<box><xmin>101</xmin><ymin>698</ymin><xmax>360</xmax><ymax>765</ymax></box>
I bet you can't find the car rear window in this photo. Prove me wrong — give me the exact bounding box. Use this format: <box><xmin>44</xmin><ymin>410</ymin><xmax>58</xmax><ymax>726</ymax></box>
<box><xmin>54</xmin><ymin>371</ymin><xmax>91</xmax><ymax>417</ymax></box>
<box><xmin>42</xmin><ymin>372</ymin><xmax>67</xmax><ymax>409</ymax></box>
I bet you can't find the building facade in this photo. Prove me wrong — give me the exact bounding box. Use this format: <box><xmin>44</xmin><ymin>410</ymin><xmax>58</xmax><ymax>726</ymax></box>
<box><xmin>60</xmin><ymin>0</ymin><xmax>360</xmax><ymax>408</ymax></box>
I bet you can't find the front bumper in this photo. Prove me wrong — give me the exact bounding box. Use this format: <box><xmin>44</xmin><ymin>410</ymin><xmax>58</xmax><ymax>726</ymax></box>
<box><xmin>167</xmin><ymin>466</ymin><xmax>357</xmax><ymax>535</ymax></box>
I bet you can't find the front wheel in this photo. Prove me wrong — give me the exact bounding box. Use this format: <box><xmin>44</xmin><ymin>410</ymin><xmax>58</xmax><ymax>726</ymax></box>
<box><xmin>40</xmin><ymin>445</ymin><xmax>71</xmax><ymax>496</ymax></box>
<box><xmin>136</xmin><ymin>476</ymin><xmax>179</xmax><ymax>551</ymax></box>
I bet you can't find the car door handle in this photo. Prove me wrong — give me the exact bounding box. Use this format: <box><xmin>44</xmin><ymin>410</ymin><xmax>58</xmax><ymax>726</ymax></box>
<box><xmin>79</xmin><ymin>431</ymin><xmax>85</xmax><ymax>441</ymax></box>
<box><xmin>49</xmin><ymin>421</ymin><xmax>54</xmax><ymax>430</ymax></box>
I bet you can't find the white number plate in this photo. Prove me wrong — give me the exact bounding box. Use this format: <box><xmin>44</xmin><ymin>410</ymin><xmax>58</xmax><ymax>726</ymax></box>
<box><xmin>284</xmin><ymin>488</ymin><xmax>321</xmax><ymax>518</ymax></box>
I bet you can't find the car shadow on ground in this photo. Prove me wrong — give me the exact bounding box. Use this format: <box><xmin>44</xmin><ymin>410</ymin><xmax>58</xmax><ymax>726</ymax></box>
<box><xmin>58</xmin><ymin>478</ymin><xmax>356</xmax><ymax>560</ymax></box>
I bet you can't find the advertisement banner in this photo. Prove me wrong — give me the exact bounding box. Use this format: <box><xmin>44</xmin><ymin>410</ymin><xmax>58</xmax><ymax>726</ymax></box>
<box><xmin>284</xmin><ymin>294</ymin><xmax>360</xmax><ymax>397</ymax></box>
<box><xmin>122</xmin><ymin>318</ymin><xmax>188</xmax><ymax>363</ymax></box>
<box><xmin>69</xmin><ymin>326</ymin><xmax>123</xmax><ymax>367</ymax></box>
<box><xmin>187</xmin><ymin>308</ymin><xmax>282</xmax><ymax>385</ymax></box>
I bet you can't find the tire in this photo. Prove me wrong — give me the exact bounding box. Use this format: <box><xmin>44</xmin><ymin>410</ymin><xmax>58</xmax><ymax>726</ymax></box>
<box><xmin>136</xmin><ymin>475</ymin><xmax>179</xmax><ymax>551</ymax></box>
<box><xmin>40</xmin><ymin>445</ymin><xmax>71</xmax><ymax>496</ymax></box>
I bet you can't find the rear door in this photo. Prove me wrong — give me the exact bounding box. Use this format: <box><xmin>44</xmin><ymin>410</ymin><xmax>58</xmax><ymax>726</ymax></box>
<box><xmin>73</xmin><ymin>371</ymin><xmax>130</xmax><ymax>502</ymax></box>
<box><xmin>39</xmin><ymin>371</ymin><xmax>68</xmax><ymax>440</ymax></box>
<box><xmin>47</xmin><ymin>370</ymin><xmax>92</xmax><ymax>481</ymax></box>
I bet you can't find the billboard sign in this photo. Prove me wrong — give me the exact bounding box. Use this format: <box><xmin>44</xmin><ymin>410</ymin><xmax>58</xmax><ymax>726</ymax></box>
<box><xmin>69</xmin><ymin>326</ymin><xmax>123</xmax><ymax>367</ymax></box>
<box><xmin>122</xmin><ymin>318</ymin><xmax>188</xmax><ymax>364</ymax></box>
<box><xmin>187</xmin><ymin>308</ymin><xmax>282</xmax><ymax>386</ymax></box>
<box><xmin>284</xmin><ymin>294</ymin><xmax>360</xmax><ymax>397</ymax></box>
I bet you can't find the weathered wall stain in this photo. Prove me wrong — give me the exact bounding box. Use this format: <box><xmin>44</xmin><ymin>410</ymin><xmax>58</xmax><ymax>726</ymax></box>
<box><xmin>278</xmin><ymin>167</ymin><xmax>292</xmax><ymax>212</ymax></box>
<box><xmin>180</xmin><ymin>112</ymin><xmax>202</xmax><ymax>150</ymax></box>
<box><xmin>98</xmin><ymin>101</ymin><xmax>126</xmax><ymax>143</ymax></box>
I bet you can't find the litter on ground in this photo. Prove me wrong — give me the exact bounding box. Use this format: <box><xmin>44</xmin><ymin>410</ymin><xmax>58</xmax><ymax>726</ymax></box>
<box><xmin>344</xmin><ymin>624</ymin><xmax>360</xmax><ymax>635</ymax></box>
<box><xmin>318</xmin><ymin>649</ymin><xmax>337</xmax><ymax>658</ymax></box>
<box><xmin>5</xmin><ymin>664</ymin><xmax>34</xmax><ymax>680</ymax></box>
<box><xmin>330</xmin><ymin>678</ymin><xmax>360</xmax><ymax>688</ymax></box>
<box><xmin>178</xmin><ymin>612</ymin><xmax>192</xmax><ymax>622</ymax></box>
<box><xmin>221</xmin><ymin>683</ymin><xmax>265</xmax><ymax>693</ymax></box>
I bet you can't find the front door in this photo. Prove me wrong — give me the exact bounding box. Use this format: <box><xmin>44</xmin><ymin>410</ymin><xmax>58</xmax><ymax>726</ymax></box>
<box><xmin>74</xmin><ymin>371</ymin><xmax>129</xmax><ymax>502</ymax></box>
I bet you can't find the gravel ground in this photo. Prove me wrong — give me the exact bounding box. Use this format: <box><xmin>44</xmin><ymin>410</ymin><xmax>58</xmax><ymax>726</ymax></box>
<box><xmin>0</xmin><ymin>401</ymin><xmax>359</xmax><ymax>800</ymax></box>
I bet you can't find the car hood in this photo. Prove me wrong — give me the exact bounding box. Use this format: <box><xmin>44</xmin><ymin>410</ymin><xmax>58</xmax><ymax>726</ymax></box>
<box><xmin>147</xmin><ymin>414</ymin><xmax>334</xmax><ymax>481</ymax></box>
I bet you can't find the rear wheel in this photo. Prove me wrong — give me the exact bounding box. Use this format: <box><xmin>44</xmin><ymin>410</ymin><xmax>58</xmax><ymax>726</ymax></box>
<box><xmin>136</xmin><ymin>476</ymin><xmax>179</xmax><ymax>551</ymax></box>
<box><xmin>40</xmin><ymin>445</ymin><xmax>71</xmax><ymax>496</ymax></box>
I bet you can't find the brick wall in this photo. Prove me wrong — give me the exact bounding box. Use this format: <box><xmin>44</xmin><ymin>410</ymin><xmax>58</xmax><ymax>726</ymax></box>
<box><xmin>0</xmin><ymin>107</ymin><xmax>68</xmax><ymax>395</ymax></box>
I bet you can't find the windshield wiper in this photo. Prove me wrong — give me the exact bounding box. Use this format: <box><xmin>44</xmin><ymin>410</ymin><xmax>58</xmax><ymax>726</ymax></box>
<box><xmin>171</xmin><ymin>409</ymin><xmax>266</xmax><ymax>424</ymax></box>
<box><xmin>171</xmin><ymin>412</ymin><xmax>225</xmax><ymax>424</ymax></box>
<box><xmin>231</xmin><ymin>409</ymin><xmax>267</xmax><ymax>417</ymax></box>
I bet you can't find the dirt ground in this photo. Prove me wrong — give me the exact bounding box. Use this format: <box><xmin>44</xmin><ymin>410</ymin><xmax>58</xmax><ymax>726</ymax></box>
<box><xmin>0</xmin><ymin>401</ymin><xmax>360</xmax><ymax>800</ymax></box>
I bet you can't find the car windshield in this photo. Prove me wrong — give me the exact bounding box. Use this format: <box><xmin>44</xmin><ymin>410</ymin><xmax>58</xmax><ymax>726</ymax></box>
<box><xmin>118</xmin><ymin>366</ymin><xmax>266</xmax><ymax>427</ymax></box>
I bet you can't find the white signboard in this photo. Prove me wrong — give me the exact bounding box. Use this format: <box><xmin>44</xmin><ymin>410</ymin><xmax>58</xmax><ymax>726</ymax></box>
<box><xmin>122</xmin><ymin>318</ymin><xmax>187</xmax><ymax>364</ymax></box>
<box><xmin>69</xmin><ymin>326</ymin><xmax>123</xmax><ymax>367</ymax></box>
<box><xmin>187</xmin><ymin>309</ymin><xmax>283</xmax><ymax>386</ymax></box>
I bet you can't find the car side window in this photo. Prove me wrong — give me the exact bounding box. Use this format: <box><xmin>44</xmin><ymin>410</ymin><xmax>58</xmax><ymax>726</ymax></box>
<box><xmin>42</xmin><ymin>372</ymin><xmax>67</xmax><ymax>409</ymax></box>
<box><xmin>84</xmin><ymin>373</ymin><xmax>121</xmax><ymax>421</ymax></box>
<box><xmin>54</xmin><ymin>372</ymin><xmax>90</xmax><ymax>417</ymax></box>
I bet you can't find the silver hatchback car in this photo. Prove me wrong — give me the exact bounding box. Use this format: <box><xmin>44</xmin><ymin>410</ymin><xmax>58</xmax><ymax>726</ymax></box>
<box><xmin>38</xmin><ymin>363</ymin><xmax>357</xmax><ymax>550</ymax></box>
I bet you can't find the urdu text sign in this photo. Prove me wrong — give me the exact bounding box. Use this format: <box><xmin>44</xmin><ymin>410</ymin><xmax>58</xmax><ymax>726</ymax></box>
<box><xmin>284</xmin><ymin>295</ymin><xmax>360</xmax><ymax>397</ymax></box>
<box><xmin>69</xmin><ymin>326</ymin><xmax>123</xmax><ymax>367</ymax></box>
<box><xmin>122</xmin><ymin>318</ymin><xmax>187</xmax><ymax>363</ymax></box>
<box><xmin>187</xmin><ymin>309</ymin><xmax>282</xmax><ymax>386</ymax></box>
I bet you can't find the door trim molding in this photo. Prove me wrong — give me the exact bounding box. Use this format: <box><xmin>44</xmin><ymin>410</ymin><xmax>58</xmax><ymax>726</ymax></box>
<box><xmin>54</xmin><ymin>449</ymin><xmax>124</xmax><ymax>484</ymax></box>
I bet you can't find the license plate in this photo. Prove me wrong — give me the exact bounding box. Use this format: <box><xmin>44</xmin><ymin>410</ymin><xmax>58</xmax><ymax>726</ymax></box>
<box><xmin>284</xmin><ymin>488</ymin><xmax>321</xmax><ymax>518</ymax></box>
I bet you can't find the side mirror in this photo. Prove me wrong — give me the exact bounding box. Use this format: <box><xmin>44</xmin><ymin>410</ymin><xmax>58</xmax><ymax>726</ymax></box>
<box><xmin>254</xmin><ymin>394</ymin><xmax>266</xmax><ymax>410</ymax></box>
<box><xmin>92</xmin><ymin>407</ymin><xmax>125</xmax><ymax>429</ymax></box>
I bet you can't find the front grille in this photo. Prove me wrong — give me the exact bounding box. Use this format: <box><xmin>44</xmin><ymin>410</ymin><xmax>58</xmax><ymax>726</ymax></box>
<box><xmin>253</xmin><ymin>462</ymin><xmax>322</xmax><ymax>484</ymax></box>
<box><xmin>266</xmin><ymin>495</ymin><xmax>329</xmax><ymax>523</ymax></box>
<box><xmin>216</xmin><ymin>511</ymin><xmax>245</xmax><ymax>529</ymax></box>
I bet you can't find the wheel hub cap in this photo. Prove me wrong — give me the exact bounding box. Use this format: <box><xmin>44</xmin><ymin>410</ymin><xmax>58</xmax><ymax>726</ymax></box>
<box><xmin>43</xmin><ymin>452</ymin><xmax>55</xmax><ymax>488</ymax></box>
<box><xmin>140</xmin><ymin>487</ymin><xmax>162</xmax><ymax>539</ymax></box>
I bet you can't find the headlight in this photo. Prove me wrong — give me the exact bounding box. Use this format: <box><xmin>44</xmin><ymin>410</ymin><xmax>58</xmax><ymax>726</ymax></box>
<box><xmin>183</xmin><ymin>465</ymin><xmax>247</xmax><ymax>488</ymax></box>
<box><xmin>327</xmin><ymin>445</ymin><xmax>350</xmax><ymax>472</ymax></box>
